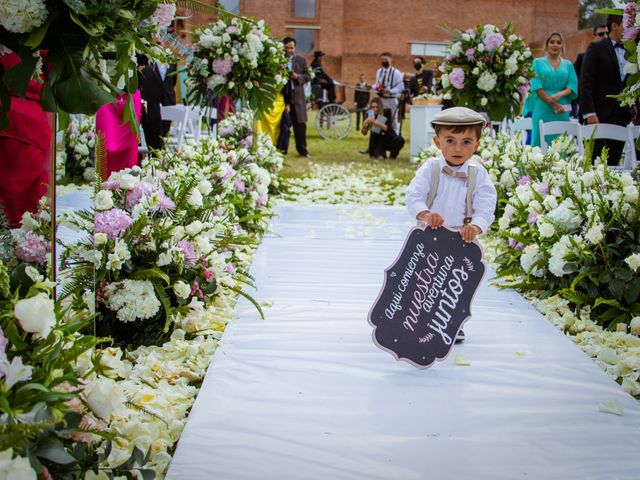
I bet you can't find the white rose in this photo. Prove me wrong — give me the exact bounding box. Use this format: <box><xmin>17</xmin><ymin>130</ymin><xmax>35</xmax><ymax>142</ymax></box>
<box><xmin>585</xmin><ymin>223</ymin><xmax>604</xmax><ymax>244</ymax></box>
<box><xmin>95</xmin><ymin>232</ymin><xmax>108</xmax><ymax>245</ymax></box>
<box><xmin>173</xmin><ymin>281</ymin><xmax>191</xmax><ymax>299</ymax></box>
<box><xmin>14</xmin><ymin>293</ymin><xmax>56</xmax><ymax>339</ymax></box>
<box><xmin>118</xmin><ymin>173</ymin><xmax>137</xmax><ymax>190</ymax></box>
<box><xmin>538</xmin><ymin>222</ymin><xmax>555</xmax><ymax>238</ymax></box>
<box><xmin>0</xmin><ymin>449</ymin><xmax>37</xmax><ymax>480</ymax></box>
<box><xmin>24</xmin><ymin>266</ymin><xmax>42</xmax><ymax>283</ymax></box>
<box><xmin>472</xmin><ymin>67</ymin><xmax>480</xmax><ymax>75</ymax></box>
<box><xmin>624</xmin><ymin>62</ymin><xmax>638</xmax><ymax>75</ymax></box>
<box><xmin>197</xmin><ymin>179</ymin><xmax>213</xmax><ymax>196</ymax></box>
<box><xmin>94</xmin><ymin>190</ymin><xmax>114</xmax><ymax>211</ymax></box>
<box><xmin>630</xmin><ymin>317</ymin><xmax>640</xmax><ymax>336</ymax></box>
<box><xmin>543</xmin><ymin>195</ymin><xmax>558</xmax><ymax>210</ymax></box>
<box><xmin>625</xmin><ymin>253</ymin><xmax>640</xmax><ymax>272</ymax></box>
<box><xmin>623</xmin><ymin>185</ymin><xmax>638</xmax><ymax>203</ymax></box>
<box><xmin>188</xmin><ymin>187</ymin><xmax>203</xmax><ymax>207</ymax></box>
<box><xmin>480</xmin><ymin>97</ymin><xmax>488</xmax><ymax>106</ymax></box>
<box><xmin>477</xmin><ymin>43</ymin><xmax>485</xmax><ymax>52</ymax></box>
<box><xmin>185</xmin><ymin>220</ymin><xmax>204</xmax><ymax>236</ymax></box>
<box><xmin>85</xmin><ymin>378</ymin><xmax>124</xmax><ymax>420</ymax></box>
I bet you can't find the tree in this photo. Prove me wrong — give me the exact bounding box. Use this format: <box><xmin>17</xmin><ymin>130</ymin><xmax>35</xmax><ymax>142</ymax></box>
<box><xmin>579</xmin><ymin>0</ymin><xmax>616</xmax><ymax>29</ymax></box>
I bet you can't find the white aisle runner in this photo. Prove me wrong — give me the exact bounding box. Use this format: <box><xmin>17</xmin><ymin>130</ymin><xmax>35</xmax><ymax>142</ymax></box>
<box><xmin>167</xmin><ymin>204</ymin><xmax>640</xmax><ymax>480</ymax></box>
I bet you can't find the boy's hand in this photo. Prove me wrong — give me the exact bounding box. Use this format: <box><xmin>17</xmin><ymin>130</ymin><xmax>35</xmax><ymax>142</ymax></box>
<box><xmin>417</xmin><ymin>211</ymin><xmax>444</xmax><ymax>229</ymax></box>
<box><xmin>460</xmin><ymin>224</ymin><xmax>482</xmax><ymax>243</ymax></box>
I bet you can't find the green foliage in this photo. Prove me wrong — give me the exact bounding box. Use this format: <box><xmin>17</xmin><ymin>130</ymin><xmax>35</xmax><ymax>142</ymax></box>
<box><xmin>579</xmin><ymin>0</ymin><xmax>616</xmax><ymax>29</ymax></box>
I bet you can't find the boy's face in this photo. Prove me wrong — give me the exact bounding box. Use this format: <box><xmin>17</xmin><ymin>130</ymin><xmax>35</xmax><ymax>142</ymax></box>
<box><xmin>433</xmin><ymin>127</ymin><xmax>480</xmax><ymax>166</ymax></box>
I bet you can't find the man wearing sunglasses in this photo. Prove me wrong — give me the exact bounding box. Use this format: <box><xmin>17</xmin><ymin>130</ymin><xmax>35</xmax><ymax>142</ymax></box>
<box><xmin>572</xmin><ymin>25</ymin><xmax>609</xmax><ymax>122</ymax></box>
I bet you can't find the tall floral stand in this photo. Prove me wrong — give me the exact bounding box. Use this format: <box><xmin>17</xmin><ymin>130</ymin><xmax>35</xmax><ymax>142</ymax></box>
<box><xmin>409</xmin><ymin>102</ymin><xmax>442</xmax><ymax>160</ymax></box>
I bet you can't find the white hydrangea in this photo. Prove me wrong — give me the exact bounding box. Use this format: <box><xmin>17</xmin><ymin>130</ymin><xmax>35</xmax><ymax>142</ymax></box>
<box><xmin>106</xmin><ymin>279</ymin><xmax>161</xmax><ymax>322</ymax></box>
<box><xmin>547</xmin><ymin>198</ymin><xmax>582</xmax><ymax>232</ymax></box>
<box><xmin>477</xmin><ymin>71</ymin><xmax>497</xmax><ymax>92</ymax></box>
<box><xmin>0</xmin><ymin>0</ymin><xmax>47</xmax><ymax>33</ymax></box>
<box><xmin>520</xmin><ymin>244</ymin><xmax>544</xmax><ymax>277</ymax></box>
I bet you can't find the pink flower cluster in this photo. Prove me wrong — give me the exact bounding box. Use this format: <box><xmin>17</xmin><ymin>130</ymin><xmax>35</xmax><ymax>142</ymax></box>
<box><xmin>465</xmin><ymin>48</ymin><xmax>475</xmax><ymax>60</ymax></box>
<box><xmin>212</xmin><ymin>58</ymin><xmax>233</xmax><ymax>76</ymax></box>
<box><xmin>177</xmin><ymin>240</ymin><xmax>196</xmax><ymax>266</ymax></box>
<box><xmin>483</xmin><ymin>32</ymin><xmax>505</xmax><ymax>51</ymax></box>
<box><xmin>517</xmin><ymin>83</ymin><xmax>530</xmax><ymax>99</ymax></box>
<box><xmin>15</xmin><ymin>231</ymin><xmax>50</xmax><ymax>264</ymax></box>
<box><xmin>449</xmin><ymin>68</ymin><xmax>465</xmax><ymax>89</ymax></box>
<box><xmin>623</xmin><ymin>2</ymin><xmax>639</xmax><ymax>41</ymax></box>
<box><xmin>94</xmin><ymin>209</ymin><xmax>133</xmax><ymax>240</ymax></box>
<box><xmin>150</xmin><ymin>3</ymin><xmax>176</xmax><ymax>28</ymax></box>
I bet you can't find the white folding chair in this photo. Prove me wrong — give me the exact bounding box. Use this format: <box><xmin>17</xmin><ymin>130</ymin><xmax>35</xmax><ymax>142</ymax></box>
<box><xmin>539</xmin><ymin>120</ymin><xmax>583</xmax><ymax>155</ymax></box>
<box><xmin>625</xmin><ymin>124</ymin><xmax>639</xmax><ymax>170</ymax></box>
<box><xmin>184</xmin><ymin>105</ymin><xmax>202</xmax><ymax>143</ymax></box>
<box><xmin>512</xmin><ymin>117</ymin><xmax>532</xmax><ymax>146</ymax></box>
<box><xmin>581</xmin><ymin>123</ymin><xmax>633</xmax><ymax>168</ymax></box>
<box><xmin>138</xmin><ymin>125</ymin><xmax>149</xmax><ymax>156</ymax></box>
<box><xmin>160</xmin><ymin>104</ymin><xmax>190</xmax><ymax>151</ymax></box>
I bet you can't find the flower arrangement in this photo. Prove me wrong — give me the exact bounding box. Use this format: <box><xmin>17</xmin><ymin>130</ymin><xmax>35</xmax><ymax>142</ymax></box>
<box><xmin>616</xmin><ymin>2</ymin><xmax>640</xmax><ymax>134</ymax></box>
<box><xmin>439</xmin><ymin>23</ymin><xmax>533</xmax><ymax>121</ymax></box>
<box><xmin>186</xmin><ymin>13</ymin><xmax>288</xmax><ymax>115</ymax></box>
<box><xmin>58</xmin><ymin>115</ymin><xmax>97</xmax><ymax>184</ymax></box>
<box><xmin>0</xmin><ymin>0</ymin><xmax>177</xmax><ymax>130</ymax></box>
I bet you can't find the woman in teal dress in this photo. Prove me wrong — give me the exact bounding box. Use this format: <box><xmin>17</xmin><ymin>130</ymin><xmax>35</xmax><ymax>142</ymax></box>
<box><xmin>525</xmin><ymin>32</ymin><xmax>578</xmax><ymax>147</ymax></box>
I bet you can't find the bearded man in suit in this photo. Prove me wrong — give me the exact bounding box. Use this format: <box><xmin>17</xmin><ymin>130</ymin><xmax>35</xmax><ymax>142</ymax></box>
<box><xmin>580</xmin><ymin>14</ymin><xmax>633</xmax><ymax>165</ymax></box>
<box><xmin>283</xmin><ymin>36</ymin><xmax>312</xmax><ymax>157</ymax></box>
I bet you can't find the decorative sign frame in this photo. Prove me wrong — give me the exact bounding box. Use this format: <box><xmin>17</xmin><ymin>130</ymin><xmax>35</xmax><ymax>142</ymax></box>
<box><xmin>368</xmin><ymin>226</ymin><xmax>486</xmax><ymax>368</ymax></box>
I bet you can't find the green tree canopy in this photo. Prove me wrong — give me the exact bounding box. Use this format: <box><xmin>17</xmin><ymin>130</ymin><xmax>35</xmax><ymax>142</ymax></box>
<box><xmin>579</xmin><ymin>0</ymin><xmax>616</xmax><ymax>29</ymax></box>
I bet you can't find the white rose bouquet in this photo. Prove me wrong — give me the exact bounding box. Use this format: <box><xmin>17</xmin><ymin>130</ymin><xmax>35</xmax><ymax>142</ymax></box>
<box><xmin>439</xmin><ymin>23</ymin><xmax>533</xmax><ymax>120</ymax></box>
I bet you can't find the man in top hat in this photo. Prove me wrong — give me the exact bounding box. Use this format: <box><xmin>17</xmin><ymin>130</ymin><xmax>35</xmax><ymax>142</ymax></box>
<box><xmin>405</xmin><ymin>106</ymin><xmax>497</xmax><ymax>342</ymax></box>
<box><xmin>310</xmin><ymin>50</ymin><xmax>336</xmax><ymax>105</ymax></box>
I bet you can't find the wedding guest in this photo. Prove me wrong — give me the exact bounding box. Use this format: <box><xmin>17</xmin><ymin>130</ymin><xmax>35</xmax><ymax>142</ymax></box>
<box><xmin>283</xmin><ymin>37</ymin><xmax>311</xmax><ymax>158</ymax></box>
<box><xmin>310</xmin><ymin>50</ymin><xmax>335</xmax><ymax>106</ymax></box>
<box><xmin>96</xmin><ymin>90</ymin><xmax>143</xmax><ymax>180</ymax></box>
<box><xmin>580</xmin><ymin>14</ymin><xmax>632</xmax><ymax>165</ymax></box>
<box><xmin>354</xmin><ymin>73</ymin><xmax>371</xmax><ymax>130</ymax></box>
<box><xmin>360</xmin><ymin>96</ymin><xmax>404</xmax><ymax>159</ymax></box>
<box><xmin>0</xmin><ymin>47</ymin><xmax>52</xmax><ymax>227</ymax></box>
<box><xmin>405</xmin><ymin>107</ymin><xmax>497</xmax><ymax>342</ymax></box>
<box><xmin>374</xmin><ymin>52</ymin><xmax>404</xmax><ymax>133</ymax></box>
<box><xmin>572</xmin><ymin>24</ymin><xmax>609</xmax><ymax>121</ymax></box>
<box><xmin>526</xmin><ymin>32</ymin><xmax>578</xmax><ymax>148</ymax></box>
<box><xmin>409</xmin><ymin>56</ymin><xmax>434</xmax><ymax>98</ymax></box>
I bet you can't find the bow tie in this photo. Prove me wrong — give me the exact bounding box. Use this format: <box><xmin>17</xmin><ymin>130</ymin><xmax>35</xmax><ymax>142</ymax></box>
<box><xmin>442</xmin><ymin>165</ymin><xmax>467</xmax><ymax>179</ymax></box>
<box><xmin>615</xmin><ymin>42</ymin><xmax>625</xmax><ymax>49</ymax></box>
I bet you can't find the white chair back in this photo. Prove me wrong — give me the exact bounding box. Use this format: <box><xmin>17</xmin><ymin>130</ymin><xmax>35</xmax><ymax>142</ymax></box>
<box><xmin>161</xmin><ymin>105</ymin><xmax>190</xmax><ymax>151</ymax></box>
<box><xmin>512</xmin><ymin>117</ymin><xmax>532</xmax><ymax>146</ymax></box>
<box><xmin>582</xmin><ymin>123</ymin><xmax>635</xmax><ymax>169</ymax></box>
<box><xmin>138</xmin><ymin>126</ymin><xmax>149</xmax><ymax>156</ymax></box>
<box><xmin>625</xmin><ymin>124</ymin><xmax>639</xmax><ymax>170</ymax></box>
<box><xmin>539</xmin><ymin>120</ymin><xmax>583</xmax><ymax>155</ymax></box>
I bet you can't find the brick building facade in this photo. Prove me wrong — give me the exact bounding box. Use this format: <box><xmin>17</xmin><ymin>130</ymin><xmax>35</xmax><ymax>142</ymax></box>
<box><xmin>180</xmin><ymin>0</ymin><xmax>580</xmax><ymax>108</ymax></box>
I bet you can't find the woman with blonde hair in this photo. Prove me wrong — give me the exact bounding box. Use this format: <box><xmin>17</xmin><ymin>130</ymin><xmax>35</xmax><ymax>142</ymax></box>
<box><xmin>525</xmin><ymin>32</ymin><xmax>578</xmax><ymax>147</ymax></box>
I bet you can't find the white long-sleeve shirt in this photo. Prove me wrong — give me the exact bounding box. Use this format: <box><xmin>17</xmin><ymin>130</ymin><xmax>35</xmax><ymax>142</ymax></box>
<box><xmin>405</xmin><ymin>155</ymin><xmax>497</xmax><ymax>233</ymax></box>
<box><xmin>375</xmin><ymin>66</ymin><xmax>404</xmax><ymax>96</ymax></box>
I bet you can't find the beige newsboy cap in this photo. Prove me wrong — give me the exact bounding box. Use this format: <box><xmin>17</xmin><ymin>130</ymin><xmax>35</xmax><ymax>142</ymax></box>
<box><xmin>430</xmin><ymin>106</ymin><xmax>487</xmax><ymax>128</ymax></box>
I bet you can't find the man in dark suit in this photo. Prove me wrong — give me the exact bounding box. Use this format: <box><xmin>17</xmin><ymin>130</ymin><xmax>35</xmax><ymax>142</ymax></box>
<box><xmin>572</xmin><ymin>24</ymin><xmax>608</xmax><ymax>121</ymax></box>
<box><xmin>409</xmin><ymin>56</ymin><xmax>434</xmax><ymax>98</ymax></box>
<box><xmin>138</xmin><ymin>53</ymin><xmax>177</xmax><ymax>151</ymax></box>
<box><xmin>283</xmin><ymin>37</ymin><xmax>312</xmax><ymax>157</ymax></box>
<box><xmin>580</xmin><ymin>15</ymin><xmax>632</xmax><ymax>165</ymax></box>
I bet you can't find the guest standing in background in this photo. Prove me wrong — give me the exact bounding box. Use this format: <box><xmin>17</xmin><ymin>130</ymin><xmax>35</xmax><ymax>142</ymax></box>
<box><xmin>283</xmin><ymin>37</ymin><xmax>311</xmax><ymax>158</ymax></box>
<box><xmin>96</xmin><ymin>90</ymin><xmax>143</xmax><ymax>179</ymax></box>
<box><xmin>0</xmin><ymin>47</ymin><xmax>51</xmax><ymax>227</ymax></box>
<box><xmin>580</xmin><ymin>14</ymin><xmax>632</xmax><ymax>165</ymax></box>
<box><xmin>409</xmin><ymin>56</ymin><xmax>434</xmax><ymax>98</ymax></box>
<box><xmin>374</xmin><ymin>52</ymin><xmax>404</xmax><ymax>133</ymax></box>
<box><xmin>354</xmin><ymin>74</ymin><xmax>371</xmax><ymax>130</ymax></box>
<box><xmin>526</xmin><ymin>32</ymin><xmax>578</xmax><ymax>147</ymax></box>
<box><xmin>572</xmin><ymin>24</ymin><xmax>609</xmax><ymax>122</ymax></box>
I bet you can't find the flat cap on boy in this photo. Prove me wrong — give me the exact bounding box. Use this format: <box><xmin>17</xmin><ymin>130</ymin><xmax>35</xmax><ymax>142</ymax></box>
<box><xmin>430</xmin><ymin>106</ymin><xmax>487</xmax><ymax>128</ymax></box>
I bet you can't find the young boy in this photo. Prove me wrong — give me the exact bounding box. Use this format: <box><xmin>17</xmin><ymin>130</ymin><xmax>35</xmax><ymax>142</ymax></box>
<box><xmin>405</xmin><ymin>107</ymin><xmax>497</xmax><ymax>342</ymax></box>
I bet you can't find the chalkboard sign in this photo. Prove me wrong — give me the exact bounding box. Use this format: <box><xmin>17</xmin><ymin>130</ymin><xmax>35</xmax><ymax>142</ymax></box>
<box><xmin>368</xmin><ymin>226</ymin><xmax>486</xmax><ymax>368</ymax></box>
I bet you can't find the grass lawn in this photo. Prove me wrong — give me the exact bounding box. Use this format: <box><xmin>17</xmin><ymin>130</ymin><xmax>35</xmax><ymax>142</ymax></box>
<box><xmin>279</xmin><ymin>109</ymin><xmax>418</xmax><ymax>185</ymax></box>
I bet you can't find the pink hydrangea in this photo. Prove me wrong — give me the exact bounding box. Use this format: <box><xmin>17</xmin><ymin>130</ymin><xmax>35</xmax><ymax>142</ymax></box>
<box><xmin>150</xmin><ymin>3</ymin><xmax>176</xmax><ymax>28</ymax></box>
<box><xmin>211</xmin><ymin>58</ymin><xmax>233</xmax><ymax>76</ymax></box>
<box><xmin>15</xmin><ymin>231</ymin><xmax>50</xmax><ymax>264</ymax></box>
<box><xmin>483</xmin><ymin>32</ymin><xmax>505</xmax><ymax>51</ymax></box>
<box><xmin>517</xmin><ymin>83</ymin><xmax>530</xmax><ymax>99</ymax></box>
<box><xmin>465</xmin><ymin>48</ymin><xmax>475</xmax><ymax>60</ymax></box>
<box><xmin>234</xmin><ymin>178</ymin><xmax>246</xmax><ymax>192</ymax></box>
<box><xmin>449</xmin><ymin>68</ymin><xmax>465</xmax><ymax>90</ymax></box>
<box><xmin>623</xmin><ymin>3</ymin><xmax>639</xmax><ymax>41</ymax></box>
<box><xmin>517</xmin><ymin>175</ymin><xmax>531</xmax><ymax>186</ymax></box>
<box><xmin>94</xmin><ymin>208</ymin><xmax>133</xmax><ymax>240</ymax></box>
